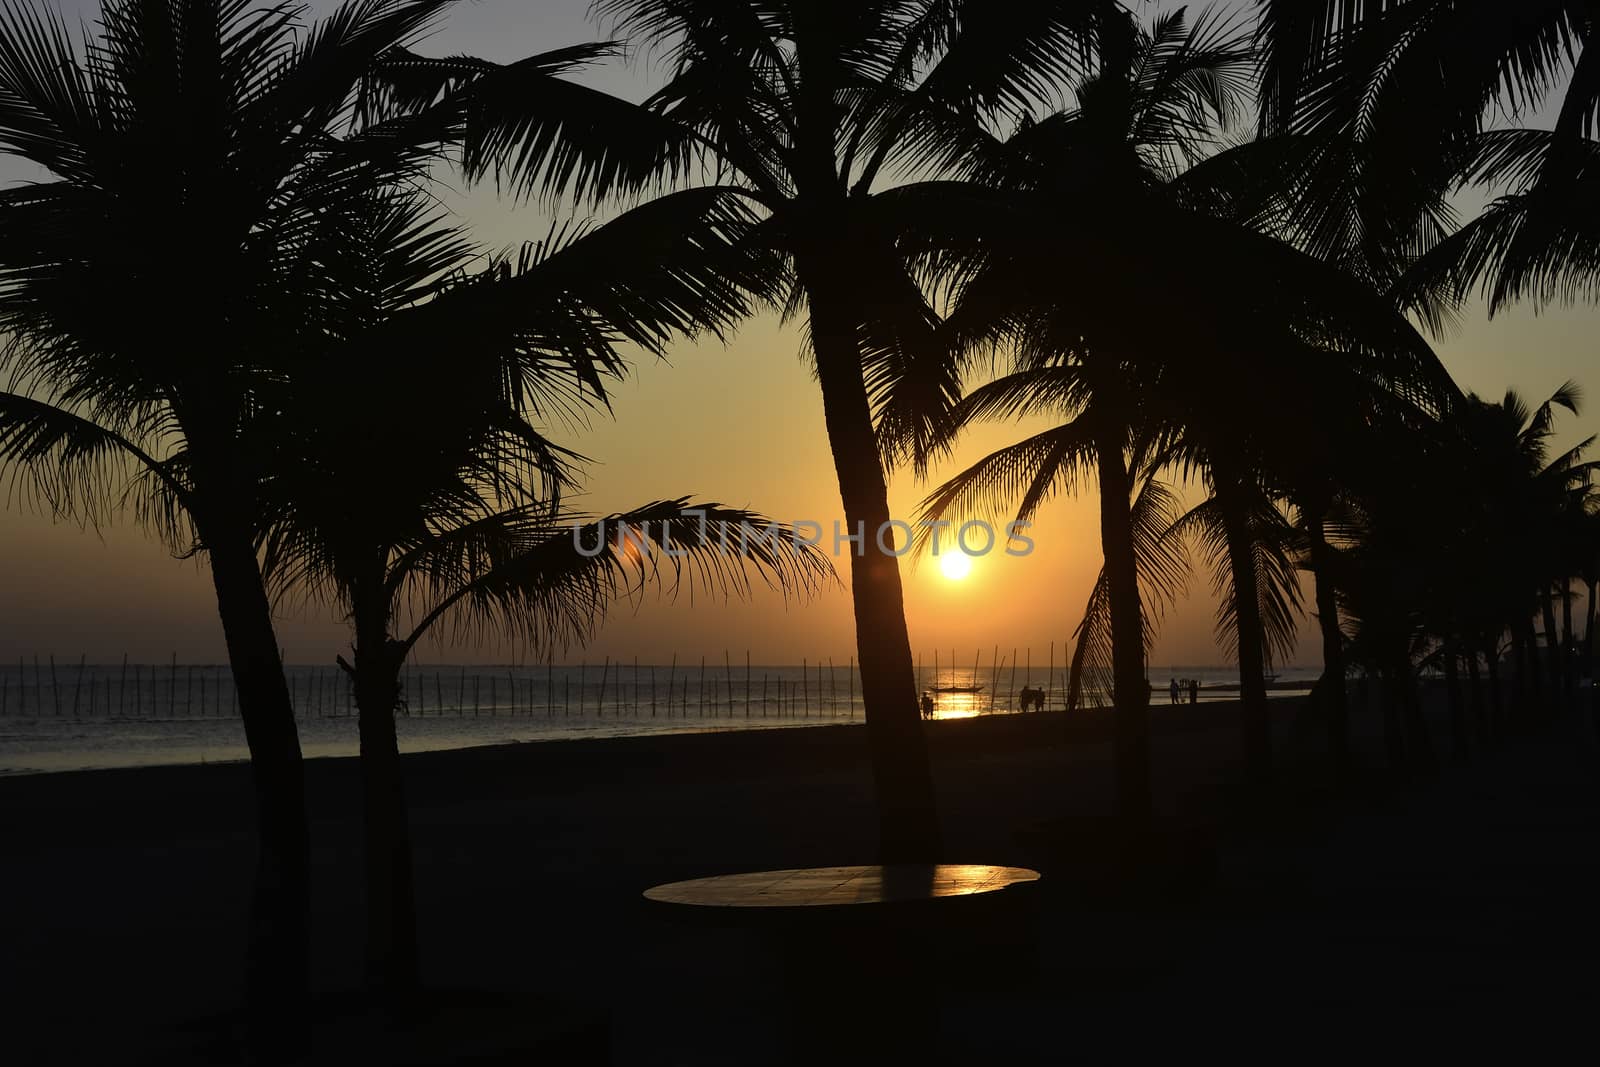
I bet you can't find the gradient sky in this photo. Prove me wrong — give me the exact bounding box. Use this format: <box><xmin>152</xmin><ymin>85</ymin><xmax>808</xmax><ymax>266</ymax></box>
<box><xmin>1</xmin><ymin>0</ymin><xmax>1595</xmax><ymax>670</ymax></box>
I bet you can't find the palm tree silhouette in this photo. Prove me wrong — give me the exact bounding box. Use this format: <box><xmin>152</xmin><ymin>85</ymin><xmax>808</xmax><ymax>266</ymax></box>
<box><xmin>0</xmin><ymin>0</ymin><xmax>727</xmax><ymax>1036</ymax></box>
<box><xmin>253</xmin><ymin>187</ymin><xmax>829</xmax><ymax>993</ymax></box>
<box><xmin>0</xmin><ymin>0</ymin><xmax>463</xmax><ymax>1030</ymax></box>
<box><xmin>916</xmin><ymin>7</ymin><xmax>1451</xmax><ymax>808</ymax></box>
<box><xmin>368</xmin><ymin>0</ymin><xmax>1114</xmax><ymax>857</ymax></box>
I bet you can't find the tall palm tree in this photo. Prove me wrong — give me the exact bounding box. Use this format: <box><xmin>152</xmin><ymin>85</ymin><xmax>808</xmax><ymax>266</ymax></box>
<box><xmin>0</xmin><ymin>0</ymin><xmax>732</xmax><ymax>1029</ymax></box>
<box><xmin>252</xmin><ymin>187</ymin><xmax>828</xmax><ymax>993</ymax></box>
<box><xmin>0</xmin><ymin>0</ymin><xmax>460</xmax><ymax>1026</ymax></box>
<box><xmin>371</xmin><ymin>0</ymin><xmax>1117</xmax><ymax>857</ymax></box>
<box><xmin>916</xmin><ymin>6</ymin><xmax>1450</xmax><ymax>808</ymax></box>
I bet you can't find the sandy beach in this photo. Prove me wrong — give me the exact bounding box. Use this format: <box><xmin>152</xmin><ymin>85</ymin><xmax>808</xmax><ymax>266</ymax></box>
<box><xmin>4</xmin><ymin>694</ymin><xmax>1596</xmax><ymax>1063</ymax></box>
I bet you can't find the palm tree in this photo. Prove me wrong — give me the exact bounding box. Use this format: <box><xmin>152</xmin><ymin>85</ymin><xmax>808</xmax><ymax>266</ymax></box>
<box><xmin>371</xmin><ymin>0</ymin><xmax>1116</xmax><ymax>858</ymax></box>
<box><xmin>916</xmin><ymin>7</ymin><xmax>1450</xmax><ymax>807</ymax></box>
<box><xmin>251</xmin><ymin>187</ymin><xmax>828</xmax><ymax>993</ymax></box>
<box><xmin>0</xmin><ymin>0</ymin><xmax>459</xmax><ymax>1027</ymax></box>
<box><xmin>0</xmin><ymin>0</ymin><xmax>729</xmax><ymax>1030</ymax></box>
<box><xmin>1254</xmin><ymin>0</ymin><xmax>1598</xmax><ymax>288</ymax></box>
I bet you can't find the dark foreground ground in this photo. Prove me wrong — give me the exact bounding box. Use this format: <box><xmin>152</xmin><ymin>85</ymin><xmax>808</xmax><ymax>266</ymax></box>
<box><xmin>3</xmin><ymin>692</ymin><xmax>1597</xmax><ymax>1064</ymax></box>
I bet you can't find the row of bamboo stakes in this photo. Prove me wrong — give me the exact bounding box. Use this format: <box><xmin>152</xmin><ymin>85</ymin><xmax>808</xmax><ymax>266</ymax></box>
<box><xmin>0</xmin><ymin>645</ymin><xmax>1073</xmax><ymax>719</ymax></box>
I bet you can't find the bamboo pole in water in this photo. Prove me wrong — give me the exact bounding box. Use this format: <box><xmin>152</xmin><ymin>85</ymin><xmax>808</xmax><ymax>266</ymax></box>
<box><xmin>634</xmin><ymin>657</ymin><xmax>641</xmax><ymax>717</ymax></box>
<box><xmin>802</xmin><ymin>658</ymin><xmax>809</xmax><ymax>717</ymax></box>
<box><xmin>1009</xmin><ymin>649</ymin><xmax>1018</xmax><ymax>712</ymax></box>
<box><xmin>828</xmin><ymin>658</ymin><xmax>835</xmax><ymax>715</ymax></box>
<box><xmin>71</xmin><ymin>654</ymin><xmax>85</xmax><ymax>718</ymax></box>
<box><xmin>698</xmin><ymin>656</ymin><xmax>706</xmax><ymax>718</ymax></box>
<box><xmin>724</xmin><ymin>650</ymin><xmax>733</xmax><ymax>716</ymax></box>
<box><xmin>989</xmin><ymin>647</ymin><xmax>1001</xmax><ymax>713</ymax></box>
<box><xmin>666</xmin><ymin>654</ymin><xmax>676</xmax><ymax>718</ymax></box>
<box><xmin>1046</xmin><ymin>642</ymin><xmax>1054</xmax><ymax>712</ymax></box>
<box><xmin>49</xmin><ymin>654</ymin><xmax>61</xmax><ymax>717</ymax></box>
<box><xmin>597</xmin><ymin>657</ymin><xmax>609</xmax><ymax>717</ymax></box>
<box><xmin>548</xmin><ymin>655</ymin><xmax>555</xmax><ymax>717</ymax></box>
<box><xmin>762</xmin><ymin>673</ymin><xmax>768</xmax><ymax>716</ymax></box>
<box><xmin>745</xmin><ymin>652</ymin><xmax>752</xmax><ymax>719</ymax></box>
<box><xmin>650</xmin><ymin>664</ymin><xmax>657</xmax><ymax>718</ymax></box>
<box><xmin>848</xmin><ymin>656</ymin><xmax>855</xmax><ymax>718</ymax></box>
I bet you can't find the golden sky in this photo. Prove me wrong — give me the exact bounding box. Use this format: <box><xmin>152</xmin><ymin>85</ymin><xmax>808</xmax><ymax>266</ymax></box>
<box><xmin>0</xmin><ymin>1</ymin><xmax>1595</xmax><ymax>669</ymax></box>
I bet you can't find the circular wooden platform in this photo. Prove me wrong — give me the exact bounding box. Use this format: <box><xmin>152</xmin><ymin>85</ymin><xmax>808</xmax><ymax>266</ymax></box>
<box><xmin>643</xmin><ymin>863</ymin><xmax>1040</xmax><ymax>909</ymax></box>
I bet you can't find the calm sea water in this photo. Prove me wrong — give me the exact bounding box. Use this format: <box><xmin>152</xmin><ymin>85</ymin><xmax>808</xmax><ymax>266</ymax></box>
<box><xmin>0</xmin><ymin>660</ymin><xmax>1317</xmax><ymax>775</ymax></box>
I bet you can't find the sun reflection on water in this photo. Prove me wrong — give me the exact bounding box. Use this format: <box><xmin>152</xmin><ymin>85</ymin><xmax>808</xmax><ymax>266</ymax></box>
<box><xmin>925</xmin><ymin>690</ymin><xmax>984</xmax><ymax>720</ymax></box>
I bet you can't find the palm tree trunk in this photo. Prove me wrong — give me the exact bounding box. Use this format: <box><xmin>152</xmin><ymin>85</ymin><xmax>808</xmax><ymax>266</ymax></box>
<box><xmin>1484</xmin><ymin>640</ymin><xmax>1505</xmax><ymax>741</ymax></box>
<box><xmin>352</xmin><ymin>585</ymin><xmax>419</xmax><ymax>995</ymax></box>
<box><xmin>1094</xmin><ymin>434</ymin><xmax>1151</xmax><ymax>826</ymax></box>
<box><xmin>1465</xmin><ymin>650</ymin><xmax>1487</xmax><ymax>751</ymax></box>
<box><xmin>801</xmin><ymin>255</ymin><xmax>940</xmax><ymax>861</ymax></box>
<box><xmin>1585</xmin><ymin>579</ymin><xmax>1597</xmax><ymax>660</ymax></box>
<box><xmin>203</xmin><ymin>525</ymin><xmax>309</xmax><ymax>1039</ymax></box>
<box><xmin>1540</xmin><ymin>587</ymin><xmax>1562</xmax><ymax>711</ymax></box>
<box><xmin>1214</xmin><ymin>473</ymin><xmax>1270</xmax><ymax>785</ymax></box>
<box><xmin>1305</xmin><ymin>513</ymin><xmax>1348</xmax><ymax>773</ymax></box>
<box><xmin>1444</xmin><ymin>651</ymin><xmax>1466</xmax><ymax>762</ymax></box>
<box><xmin>1560</xmin><ymin>580</ymin><xmax>1575</xmax><ymax>707</ymax></box>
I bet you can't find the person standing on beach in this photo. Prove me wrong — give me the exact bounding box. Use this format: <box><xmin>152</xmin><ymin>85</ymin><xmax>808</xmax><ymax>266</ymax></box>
<box><xmin>1189</xmin><ymin>679</ymin><xmax>1199</xmax><ymax>705</ymax></box>
<box><xmin>1169</xmin><ymin>678</ymin><xmax>1180</xmax><ymax>705</ymax></box>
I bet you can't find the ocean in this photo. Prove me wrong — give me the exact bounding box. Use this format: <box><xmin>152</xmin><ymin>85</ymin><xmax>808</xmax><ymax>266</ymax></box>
<box><xmin>0</xmin><ymin>659</ymin><xmax>1319</xmax><ymax>775</ymax></box>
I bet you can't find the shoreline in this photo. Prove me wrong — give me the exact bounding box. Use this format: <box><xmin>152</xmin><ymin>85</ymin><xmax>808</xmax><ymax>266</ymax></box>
<box><xmin>0</xmin><ymin>688</ymin><xmax>1308</xmax><ymax>779</ymax></box>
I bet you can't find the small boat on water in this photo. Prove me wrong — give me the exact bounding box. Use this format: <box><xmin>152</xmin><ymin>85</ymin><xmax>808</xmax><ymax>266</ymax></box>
<box><xmin>929</xmin><ymin>684</ymin><xmax>985</xmax><ymax>694</ymax></box>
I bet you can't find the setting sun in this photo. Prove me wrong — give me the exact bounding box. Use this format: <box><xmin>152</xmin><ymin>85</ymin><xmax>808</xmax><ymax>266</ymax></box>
<box><xmin>939</xmin><ymin>551</ymin><xmax>973</xmax><ymax>581</ymax></box>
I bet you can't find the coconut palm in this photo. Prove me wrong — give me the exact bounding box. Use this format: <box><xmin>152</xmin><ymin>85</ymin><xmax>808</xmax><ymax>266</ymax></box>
<box><xmin>916</xmin><ymin>6</ymin><xmax>1451</xmax><ymax>807</ymax></box>
<box><xmin>0</xmin><ymin>0</ymin><xmax>467</xmax><ymax>1026</ymax></box>
<box><xmin>366</xmin><ymin>0</ymin><xmax>1120</xmax><ymax>857</ymax></box>
<box><xmin>0</xmin><ymin>0</ymin><xmax>751</xmax><ymax>1029</ymax></box>
<box><xmin>1254</xmin><ymin>0</ymin><xmax>1600</xmax><ymax>288</ymax></box>
<box><xmin>247</xmin><ymin>186</ymin><xmax>827</xmax><ymax>993</ymax></box>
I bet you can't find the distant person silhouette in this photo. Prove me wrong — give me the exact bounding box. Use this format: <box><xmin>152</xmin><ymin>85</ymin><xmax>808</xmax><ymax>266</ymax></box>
<box><xmin>1189</xmin><ymin>678</ymin><xmax>1199</xmax><ymax>705</ymax></box>
<box><xmin>1169</xmin><ymin>678</ymin><xmax>1180</xmax><ymax>705</ymax></box>
<box><xmin>920</xmin><ymin>694</ymin><xmax>935</xmax><ymax>720</ymax></box>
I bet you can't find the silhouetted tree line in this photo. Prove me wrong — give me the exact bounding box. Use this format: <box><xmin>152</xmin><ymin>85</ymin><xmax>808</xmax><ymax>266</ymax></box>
<box><xmin>1</xmin><ymin>1</ymin><xmax>1597</xmax><ymax>1056</ymax></box>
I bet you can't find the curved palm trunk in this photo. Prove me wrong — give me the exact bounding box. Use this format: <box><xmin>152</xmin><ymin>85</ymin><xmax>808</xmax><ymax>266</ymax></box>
<box><xmin>351</xmin><ymin>583</ymin><xmax>419</xmax><ymax>995</ymax></box>
<box><xmin>801</xmin><ymin>256</ymin><xmax>940</xmax><ymax>861</ymax></box>
<box><xmin>1305</xmin><ymin>513</ymin><xmax>1349</xmax><ymax>773</ymax></box>
<box><xmin>1214</xmin><ymin>473</ymin><xmax>1270</xmax><ymax>786</ymax></box>
<box><xmin>1094</xmin><ymin>435</ymin><xmax>1150</xmax><ymax>825</ymax></box>
<box><xmin>204</xmin><ymin>525</ymin><xmax>309</xmax><ymax>1037</ymax></box>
